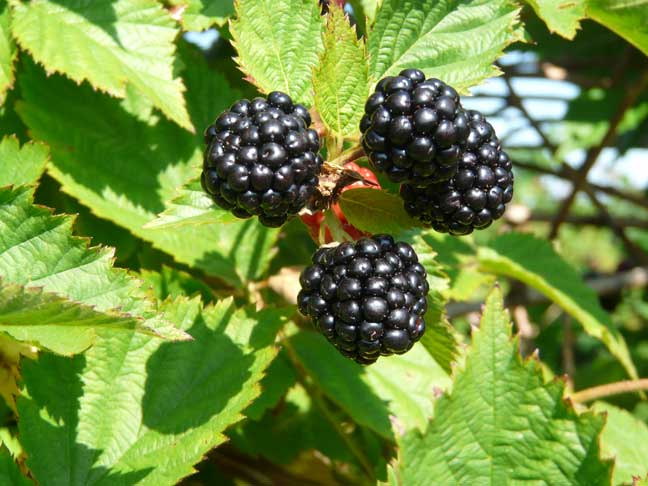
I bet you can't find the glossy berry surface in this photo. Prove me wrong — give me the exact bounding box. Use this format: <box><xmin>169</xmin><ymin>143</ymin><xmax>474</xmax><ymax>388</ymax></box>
<box><xmin>360</xmin><ymin>69</ymin><xmax>469</xmax><ymax>187</ymax></box>
<box><xmin>300</xmin><ymin>162</ymin><xmax>381</xmax><ymax>243</ymax></box>
<box><xmin>202</xmin><ymin>91</ymin><xmax>322</xmax><ymax>228</ymax></box>
<box><xmin>400</xmin><ymin>109</ymin><xmax>514</xmax><ymax>235</ymax></box>
<box><xmin>297</xmin><ymin>235</ymin><xmax>428</xmax><ymax>364</ymax></box>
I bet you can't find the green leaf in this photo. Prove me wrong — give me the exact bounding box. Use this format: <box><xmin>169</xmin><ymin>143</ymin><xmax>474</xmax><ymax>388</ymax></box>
<box><xmin>168</xmin><ymin>0</ymin><xmax>234</xmax><ymax>31</ymax></box>
<box><xmin>368</xmin><ymin>0</ymin><xmax>524</xmax><ymax>91</ymax></box>
<box><xmin>231</xmin><ymin>0</ymin><xmax>324</xmax><ymax>105</ymax></box>
<box><xmin>16</xmin><ymin>54</ymin><xmax>278</xmax><ymax>286</ymax></box>
<box><xmin>10</xmin><ymin>0</ymin><xmax>193</xmax><ymax>130</ymax></box>
<box><xmin>396</xmin><ymin>288</ymin><xmax>614</xmax><ymax>485</ymax></box>
<box><xmin>0</xmin><ymin>281</ymin><xmax>149</xmax><ymax>355</ymax></box>
<box><xmin>0</xmin><ymin>0</ymin><xmax>16</xmax><ymax>105</ymax></box>
<box><xmin>313</xmin><ymin>5</ymin><xmax>370</xmax><ymax>139</ymax></box>
<box><xmin>143</xmin><ymin>179</ymin><xmax>237</xmax><ymax>229</ymax></box>
<box><xmin>593</xmin><ymin>401</ymin><xmax>648</xmax><ymax>485</ymax></box>
<box><xmin>586</xmin><ymin>0</ymin><xmax>648</xmax><ymax>56</ymax></box>
<box><xmin>363</xmin><ymin>344</ymin><xmax>451</xmax><ymax>432</ymax></box>
<box><xmin>524</xmin><ymin>0</ymin><xmax>585</xmax><ymax>39</ymax></box>
<box><xmin>0</xmin><ymin>137</ymin><xmax>47</xmax><ymax>187</ymax></box>
<box><xmin>0</xmin><ymin>186</ymin><xmax>188</xmax><ymax>353</ymax></box>
<box><xmin>289</xmin><ymin>330</ymin><xmax>394</xmax><ymax>439</ymax></box>
<box><xmin>478</xmin><ymin>232</ymin><xmax>638</xmax><ymax>380</ymax></box>
<box><xmin>244</xmin><ymin>351</ymin><xmax>297</xmax><ymax>420</ymax></box>
<box><xmin>140</xmin><ymin>266</ymin><xmax>216</xmax><ymax>304</ymax></box>
<box><xmin>339</xmin><ymin>188</ymin><xmax>420</xmax><ymax>235</ymax></box>
<box><xmin>0</xmin><ymin>446</ymin><xmax>30</xmax><ymax>486</ymax></box>
<box><xmin>18</xmin><ymin>297</ymin><xmax>283</xmax><ymax>486</ymax></box>
<box><xmin>419</xmin><ymin>294</ymin><xmax>461</xmax><ymax>375</ymax></box>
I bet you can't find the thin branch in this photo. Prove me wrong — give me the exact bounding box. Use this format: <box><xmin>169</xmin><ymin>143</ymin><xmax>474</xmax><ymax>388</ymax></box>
<box><xmin>512</xmin><ymin>160</ymin><xmax>648</xmax><ymax>211</ymax></box>
<box><xmin>549</xmin><ymin>71</ymin><xmax>648</xmax><ymax>238</ymax></box>
<box><xmin>446</xmin><ymin>266</ymin><xmax>648</xmax><ymax>318</ymax></box>
<box><xmin>508</xmin><ymin>211</ymin><xmax>648</xmax><ymax>229</ymax></box>
<box><xmin>571</xmin><ymin>379</ymin><xmax>648</xmax><ymax>403</ymax></box>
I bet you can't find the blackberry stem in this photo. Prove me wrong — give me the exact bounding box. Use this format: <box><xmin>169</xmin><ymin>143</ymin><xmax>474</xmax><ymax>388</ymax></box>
<box><xmin>571</xmin><ymin>379</ymin><xmax>648</xmax><ymax>403</ymax></box>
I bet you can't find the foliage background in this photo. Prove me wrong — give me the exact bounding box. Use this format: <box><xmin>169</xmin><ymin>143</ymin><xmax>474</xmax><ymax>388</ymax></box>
<box><xmin>0</xmin><ymin>0</ymin><xmax>647</xmax><ymax>485</ymax></box>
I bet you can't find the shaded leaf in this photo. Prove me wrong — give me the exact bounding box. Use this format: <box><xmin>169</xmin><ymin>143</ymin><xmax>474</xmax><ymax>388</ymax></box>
<box><xmin>313</xmin><ymin>5</ymin><xmax>370</xmax><ymax>138</ymax></box>
<box><xmin>478</xmin><ymin>232</ymin><xmax>638</xmax><ymax>380</ymax></box>
<box><xmin>368</xmin><ymin>0</ymin><xmax>524</xmax><ymax>91</ymax></box>
<box><xmin>0</xmin><ymin>446</ymin><xmax>30</xmax><ymax>486</ymax></box>
<box><xmin>231</xmin><ymin>0</ymin><xmax>324</xmax><ymax>105</ymax></box>
<box><xmin>18</xmin><ymin>297</ymin><xmax>283</xmax><ymax>486</ymax></box>
<box><xmin>339</xmin><ymin>188</ymin><xmax>420</xmax><ymax>235</ymax></box>
<box><xmin>0</xmin><ymin>137</ymin><xmax>47</xmax><ymax>187</ymax></box>
<box><xmin>11</xmin><ymin>0</ymin><xmax>192</xmax><ymax>130</ymax></box>
<box><xmin>594</xmin><ymin>401</ymin><xmax>648</xmax><ymax>485</ymax></box>
<box><xmin>396</xmin><ymin>288</ymin><xmax>614</xmax><ymax>485</ymax></box>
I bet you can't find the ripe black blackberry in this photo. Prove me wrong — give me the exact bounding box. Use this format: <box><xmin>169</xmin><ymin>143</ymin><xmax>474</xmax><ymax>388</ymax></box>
<box><xmin>360</xmin><ymin>69</ymin><xmax>469</xmax><ymax>186</ymax></box>
<box><xmin>297</xmin><ymin>235</ymin><xmax>428</xmax><ymax>365</ymax></box>
<box><xmin>202</xmin><ymin>92</ymin><xmax>322</xmax><ymax>228</ymax></box>
<box><xmin>401</xmin><ymin>110</ymin><xmax>514</xmax><ymax>235</ymax></box>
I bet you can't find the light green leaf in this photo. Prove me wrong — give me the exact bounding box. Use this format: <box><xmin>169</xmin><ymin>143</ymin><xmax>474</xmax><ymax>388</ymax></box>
<box><xmin>339</xmin><ymin>188</ymin><xmax>420</xmax><ymax>235</ymax></box>
<box><xmin>231</xmin><ymin>0</ymin><xmax>324</xmax><ymax>105</ymax></box>
<box><xmin>0</xmin><ymin>281</ymin><xmax>147</xmax><ymax>355</ymax></box>
<box><xmin>363</xmin><ymin>344</ymin><xmax>451</xmax><ymax>432</ymax></box>
<box><xmin>10</xmin><ymin>0</ymin><xmax>192</xmax><ymax>130</ymax></box>
<box><xmin>313</xmin><ymin>5</ymin><xmax>370</xmax><ymax>139</ymax></box>
<box><xmin>0</xmin><ymin>137</ymin><xmax>47</xmax><ymax>187</ymax></box>
<box><xmin>168</xmin><ymin>0</ymin><xmax>233</xmax><ymax>31</ymax></box>
<box><xmin>368</xmin><ymin>0</ymin><xmax>523</xmax><ymax>91</ymax></box>
<box><xmin>18</xmin><ymin>297</ymin><xmax>283</xmax><ymax>486</ymax></box>
<box><xmin>144</xmin><ymin>179</ymin><xmax>237</xmax><ymax>229</ymax></box>
<box><xmin>16</xmin><ymin>53</ymin><xmax>278</xmax><ymax>286</ymax></box>
<box><xmin>0</xmin><ymin>0</ymin><xmax>16</xmax><ymax>105</ymax></box>
<box><xmin>0</xmin><ymin>446</ymin><xmax>30</xmax><ymax>486</ymax></box>
<box><xmin>594</xmin><ymin>401</ymin><xmax>648</xmax><ymax>485</ymax></box>
<box><xmin>420</xmin><ymin>294</ymin><xmax>461</xmax><ymax>375</ymax></box>
<box><xmin>478</xmin><ymin>232</ymin><xmax>638</xmax><ymax>380</ymax></box>
<box><xmin>524</xmin><ymin>0</ymin><xmax>585</xmax><ymax>39</ymax></box>
<box><xmin>289</xmin><ymin>330</ymin><xmax>394</xmax><ymax>439</ymax></box>
<box><xmin>397</xmin><ymin>288</ymin><xmax>614</xmax><ymax>485</ymax></box>
<box><xmin>350</xmin><ymin>0</ymin><xmax>380</xmax><ymax>25</ymax></box>
<box><xmin>587</xmin><ymin>0</ymin><xmax>648</xmax><ymax>56</ymax></box>
<box><xmin>0</xmin><ymin>186</ymin><xmax>188</xmax><ymax>354</ymax></box>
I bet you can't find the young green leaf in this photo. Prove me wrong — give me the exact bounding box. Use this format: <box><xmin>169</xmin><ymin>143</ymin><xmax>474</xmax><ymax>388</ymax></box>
<box><xmin>524</xmin><ymin>0</ymin><xmax>585</xmax><ymax>39</ymax></box>
<box><xmin>396</xmin><ymin>287</ymin><xmax>614</xmax><ymax>485</ymax></box>
<box><xmin>0</xmin><ymin>186</ymin><xmax>189</xmax><ymax>353</ymax></box>
<box><xmin>478</xmin><ymin>232</ymin><xmax>638</xmax><ymax>380</ymax></box>
<box><xmin>231</xmin><ymin>0</ymin><xmax>324</xmax><ymax>105</ymax></box>
<box><xmin>339</xmin><ymin>188</ymin><xmax>421</xmax><ymax>235</ymax></box>
<box><xmin>16</xmin><ymin>56</ymin><xmax>278</xmax><ymax>286</ymax></box>
<box><xmin>18</xmin><ymin>297</ymin><xmax>283</xmax><ymax>486</ymax></box>
<box><xmin>368</xmin><ymin>0</ymin><xmax>524</xmax><ymax>91</ymax></box>
<box><xmin>593</xmin><ymin>401</ymin><xmax>648</xmax><ymax>485</ymax></box>
<box><xmin>0</xmin><ymin>136</ymin><xmax>48</xmax><ymax>187</ymax></box>
<box><xmin>313</xmin><ymin>5</ymin><xmax>370</xmax><ymax>139</ymax></box>
<box><xmin>0</xmin><ymin>281</ymin><xmax>147</xmax><ymax>355</ymax></box>
<box><xmin>0</xmin><ymin>0</ymin><xmax>16</xmax><ymax>105</ymax></box>
<box><xmin>144</xmin><ymin>179</ymin><xmax>237</xmax><ymax>229</ymax></box>
<box><xmin>167</xmin><ymin>0</ymin><xmax>234</xmax><ymax>31</ymax></box>
<box><xmin>587</xmin><ymin>0</ymin><xmax>648</xmax><ymax>56</ymax></box>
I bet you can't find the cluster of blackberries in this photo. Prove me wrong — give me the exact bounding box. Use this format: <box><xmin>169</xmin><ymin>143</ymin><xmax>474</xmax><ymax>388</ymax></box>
<box><xmin>360</xmin><ymin>69</ymin><xmax>514</xmax><ymax>234</ymax></box>
<box><xmin>202</xmin><ymin>91</ymin><xmax>322</xmax><ymax>227</ymax></box>
<box><xmin>298</xmin><ymin>235</ymin><xmax>428</xmax><ymax>364</ymax></box>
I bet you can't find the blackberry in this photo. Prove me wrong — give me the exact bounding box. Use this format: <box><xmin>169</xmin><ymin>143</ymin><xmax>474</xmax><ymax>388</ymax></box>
<box><xmin>297</xmin><ymin>235</ymin><xmax>428</xmax><ymax>364</ymax></box>
<box><xmin>360</xmin><ymin>69</ymin><xmax>469</xmax><ymax>186</ymax></box>
<box><xmin>401</xmin><ymin>110</ymin><xmax>514</xmax><ymax>235</ymax></box>
<box><xmin>202</xmin><ymin>92</ymin><xmax>323</xmax><ymax>228</ymax></box>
